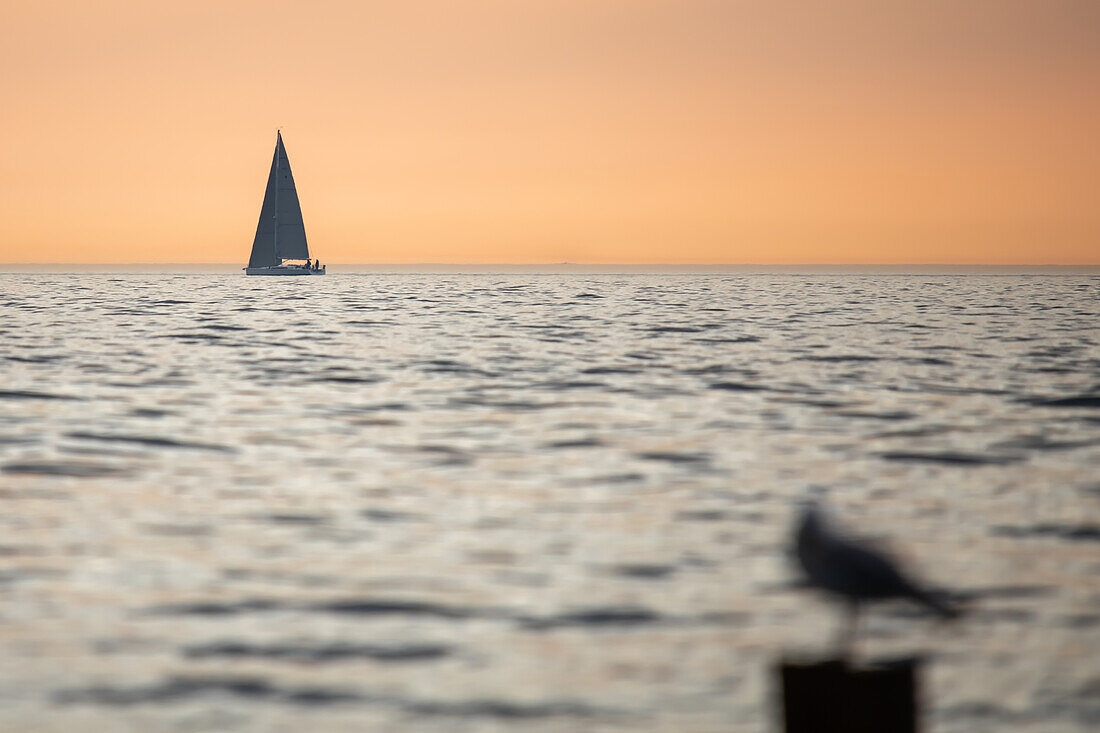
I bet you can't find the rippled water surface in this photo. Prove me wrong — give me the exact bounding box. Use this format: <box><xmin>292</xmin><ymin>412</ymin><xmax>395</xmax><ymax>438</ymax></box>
<box><xmin>1</xmin><ymin>272</ymin><xmax>1098</xmax><ymax>732</ymax></box>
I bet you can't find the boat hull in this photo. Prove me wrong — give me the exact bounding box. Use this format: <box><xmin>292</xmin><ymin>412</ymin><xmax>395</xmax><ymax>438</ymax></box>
<box><xmin>245</xmin><ymin>266</ymin><xmax>325</xmax><ymax>276</ymax></box>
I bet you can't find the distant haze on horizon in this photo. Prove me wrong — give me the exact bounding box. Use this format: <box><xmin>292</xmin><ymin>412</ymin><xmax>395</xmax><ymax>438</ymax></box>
<box><xmin>2</xmin><ymin>1</ymin><xmax>1098</xmax><ymax>265</ymax></box>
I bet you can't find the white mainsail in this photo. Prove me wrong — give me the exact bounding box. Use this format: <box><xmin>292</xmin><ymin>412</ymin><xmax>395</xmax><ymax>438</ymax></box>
<box><xmin>248</xmin><ymin>131</ymin><xmax>310</xmax><ymax>268</ymax></box>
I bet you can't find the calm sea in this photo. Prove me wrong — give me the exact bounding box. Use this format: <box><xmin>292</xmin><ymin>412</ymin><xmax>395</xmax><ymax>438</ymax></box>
<box><xmin>1</xmin><ymin>272</ymin><xmax>1097</xmax><ymax>732</ymax></box>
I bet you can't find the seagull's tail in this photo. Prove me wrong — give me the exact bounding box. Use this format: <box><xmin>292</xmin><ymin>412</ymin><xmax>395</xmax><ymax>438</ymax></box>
<box><xmin>911</xmin><ymin>586</ymin><xmax>963</xmax><ymax>620</ymax></box>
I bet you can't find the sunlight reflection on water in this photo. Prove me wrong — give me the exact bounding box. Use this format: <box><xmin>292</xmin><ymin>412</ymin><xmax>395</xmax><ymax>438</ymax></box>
<box><xmin>1</xmin><ymin>272</ymin><xmax>1098</xmax><ymax>731</ymax></box>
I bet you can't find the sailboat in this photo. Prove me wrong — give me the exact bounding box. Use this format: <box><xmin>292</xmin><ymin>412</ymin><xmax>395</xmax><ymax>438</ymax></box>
<box><xmin>244</xmin><ymin>131</ymin><xmax>325</xmax><ymax>275</ymax></box>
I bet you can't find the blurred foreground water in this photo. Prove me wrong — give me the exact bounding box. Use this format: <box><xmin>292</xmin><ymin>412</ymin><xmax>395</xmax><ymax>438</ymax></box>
<box><xmin>0</xmin><ymin>272</ymin><xmax>1098</xmax><ymax>732</ymax></box>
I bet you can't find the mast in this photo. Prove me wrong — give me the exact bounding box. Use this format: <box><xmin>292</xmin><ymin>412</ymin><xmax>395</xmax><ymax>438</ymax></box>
<box><xmin>273</xmin><ymin>130</ymin><xmax>280</xmax><ymax>264</ymax></box>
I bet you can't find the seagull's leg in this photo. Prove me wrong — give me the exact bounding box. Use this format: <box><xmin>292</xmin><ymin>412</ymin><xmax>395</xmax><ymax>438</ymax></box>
<box><xmin>836</xmin><ymin>602</ymin><xmax>860</xmax><ymax>659</ymax></box>
<box><xmin>848</xmin><ymin>603</ymin><xmax>861</xmax><ymax>656</ymax></box>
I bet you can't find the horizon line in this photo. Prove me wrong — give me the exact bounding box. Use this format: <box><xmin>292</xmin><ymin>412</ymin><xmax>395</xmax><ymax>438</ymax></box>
<box><xmin>3</xmin><ymin>261</ymin><xmax>1100</xmax><ymax>266</ymax></box>
<box><xmin>3</xmin><ymin>262</ymin><xmax>1098</xmax><ymax>272</ymax></box>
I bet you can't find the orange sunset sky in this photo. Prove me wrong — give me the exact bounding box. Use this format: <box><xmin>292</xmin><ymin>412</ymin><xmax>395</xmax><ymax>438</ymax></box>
<box><xmin>2</xmin><ymin>1</ymin><xmax>1098</xmax><ymax>265</ymax></box>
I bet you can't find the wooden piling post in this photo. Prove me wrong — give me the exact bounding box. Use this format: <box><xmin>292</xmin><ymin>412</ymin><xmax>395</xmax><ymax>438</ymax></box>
<box><xmin>777</xmin><ymin>656</ymin><xmax>920</xmax><ymax>733</ymax></box>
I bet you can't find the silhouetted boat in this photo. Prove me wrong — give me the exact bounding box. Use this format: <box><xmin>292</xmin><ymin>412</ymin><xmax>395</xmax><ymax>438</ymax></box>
<box><xmin>244</xmin><ymin>131</ymin><xmax>325</xmax><ymax>276</ymax></box>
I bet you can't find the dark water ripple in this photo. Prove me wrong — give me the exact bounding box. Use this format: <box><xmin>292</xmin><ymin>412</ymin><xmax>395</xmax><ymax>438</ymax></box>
<box><xmin>182</xmin><ymin>640</ymin><xmax>452</xmax><ymax>663</ymax></box>
<box><xmin>55</xmin><ymin>676</ymin><xmax>363</xmax><ymax>706</ymax></box>
<box><xmin>2</xmin><ymin>461</ymin><xmax>131</xmax><ymax>477</ymax></box>
<box><xmin>878</xmin><ymin>451</ymin><xmax>1025</xmax><ymax>466</ymax></box>
<box><xmin>57</xmin><ymin>675</ymin><xmax>613</xmax><ymax>719</ymax></box>
<box><xmin>65</xmin><ymin>431</ymin><xmax>235</xmax><ymax>453</ymax></box>
<box><xmin>0</xmin><ymin>389</ymin><xmax>84</xmax><ymax>401</ymax></box>
<box><xmin>0</xmin><ymin>272</ymin><xmax>1098</xmax><ymax>733</ymax></box>
<box><xmin>991</xmin><ymin>523</ymin><xmax>1100</xmax><ymax>542</ymax></box>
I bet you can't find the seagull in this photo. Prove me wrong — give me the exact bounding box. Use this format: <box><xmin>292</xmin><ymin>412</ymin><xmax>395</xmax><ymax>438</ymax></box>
<box><xmin>794</xmin><ymin>501</ymin><xmax>959</xmax><ymax>652</ymax></box>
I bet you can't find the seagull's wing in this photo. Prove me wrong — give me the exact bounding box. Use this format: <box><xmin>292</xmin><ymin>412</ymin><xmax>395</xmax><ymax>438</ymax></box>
<box><xmin>820</xmin><ymin>537</ymin><xmax>914</xmax><ymax>599</ymax></box>
<box><xmin>826</xmin><ymin>537</ymin><xmax>958</xmax><ymax>617</ymax></box>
